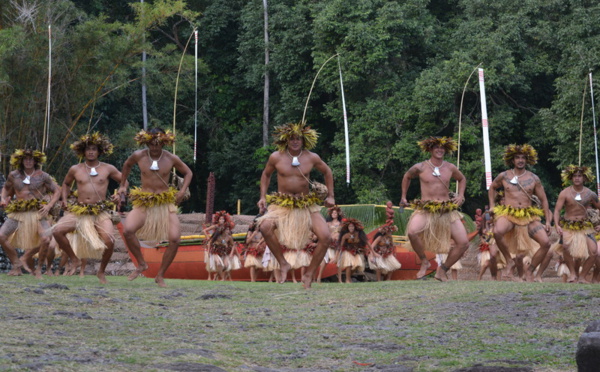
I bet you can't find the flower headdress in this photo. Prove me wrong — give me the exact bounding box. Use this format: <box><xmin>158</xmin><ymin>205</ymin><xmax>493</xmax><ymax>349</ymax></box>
<box><xmin>417</xmin><ymin>136</ymin><xmax>458</xmax><ymax>154</ymax></box>
<box><xmin>561</xmin><ymin>165</ymin><xmax>594</xmax><ymax>186</ymax></box>
<box><xmin>503</xmin><ymin>144</ymin><xmax>538</xmax><ymax>166</ymax></box>
<box><xmin>10</xmin><ymin>149</ymin><xmax>46</xmax><ymax>169</ymax></box>
<box><xmin>273</xmin><ymin>122</ymin><xmax>319</xmax><ymax>152</ymax></box>
<box><xmin>327</xmin><ymin>206</ymin><xmax>343</xmax><ymax>218</ymax></box>
<box><xmin>378</xmin><ymin>223</ymin><xmax>398</xmax><ymax>235</ymax></box>
<box><xmin>341</xmin><ymin>217</ymin><xmax>364</xmax><ymax>232</ymax></box>
<box><xmin>134</xmin><ymin>129</ymin><xmax>175</xmax><ymax>146</ymax></box>
<box><xmin>70</xmin><ymin>132</ymin><xmax>114</xmax><ymax>157</ymax></box>
<box><xmin>212</xmin><ymin>210</ymin><xmax>235</xmax><ymax>230</ymax></box>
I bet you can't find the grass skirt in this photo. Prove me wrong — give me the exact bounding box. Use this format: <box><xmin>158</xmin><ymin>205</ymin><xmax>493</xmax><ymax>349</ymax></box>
<box><xmin>478</xmin><ymin>251</ymin><xmax>491</xmax><ymax>267</ymax></box>
<box><xmin>494</xmin><ymin>206</ymin><xmax>543</xmax><ymax>257</ymax></box>
<box><xmin>225</xmin><ymin>255</ymin><xmax>241</xmax><ymax>271</ymax></box>
<box><xmin>244</xmin><ymin>254</ymin><xmax>264</xmax><ymax>269</ymax></box>
<box><xmin>338</xmin><ymin>251</ymin><xmax>365</xmax><ymax>271</ymax></box>
<box><xmin>68</xmin><ymin>212</ymin><xmax>111</xmax><ymax>259</ymax></box>
<box><xmin>436</xmin><ymin>253</ymin><xmax>462</xmax><ymax>270</ymax></box>
<box><xmin>133</xmin><ymin>203</ymin><xmax>177</xmax><ymax>242</ymax></box>
<box><xmin>257</xmin><ymin>199</ymin><xmax>321</xmax><ymax>250</ymax></box>
<box><xmin>283</xmin><ymin>250</ymin><xmax>303</xmax><ymax>269</ymax></box>
<box><xmin>370</xmin><ymin>254</ymin><xmax>401</xmax><ymax>273</ymax></box>
<box><xmin>206</xmin><ymin>253</ymin><xmax>225</xmax><ymax>272</ymax></box>
<box><xmin>295</xmin><ymin>250</ymin><xmax>312</xmax><ymax>268</ymax></box>
<box><xmin>407</xmin><ymin>208</ymin><xmax>461</xmax><ymax>254</ymax></box>
<box><xmin>7</xmin><ymin>211</ymin><xmax>43</xmax><ymax>250</ymax></box>
<box><xmin>556</xmin><ymin>262</ymin><xmax>570</xmax><ymax>277</ymax></box>
<box><xmin>561</xmin><ymin>226</ymin><xmax>593</xmax><ymax>259</ymax></box>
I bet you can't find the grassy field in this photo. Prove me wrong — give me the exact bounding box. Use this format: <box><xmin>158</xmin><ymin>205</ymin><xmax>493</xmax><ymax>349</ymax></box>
<box><xmin>0</xmin><ymin>275</ymin><xmax>597</xmax><ymax>371</ymax></box>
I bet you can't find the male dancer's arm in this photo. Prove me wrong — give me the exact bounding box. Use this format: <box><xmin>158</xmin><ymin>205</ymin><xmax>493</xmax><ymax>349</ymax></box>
<box><xmin>533</xmin><ymin>179</ymin><xmax>553</xmax><ymax>232</ymax></box>
<box><xmin>60</xmin><ymin>168</ymin><xmax>75</xmax><ymax>208</ymax></box>
<box><xmin>553</xmin><ymin>191</ymin><xmax>565</xmax><ymax>236</ymax></box>
<box><xmin>451</xmin><ymin>167</ymin><xmax>467</xmax><ymax>205</ymax></box>
<box><xmin>39</xmin><ymin>176</ymin><xmax>61</xmax><ymax>218</ymax></box>
<box><xmin>487</xmin><ymin>173</ymin><xmax>504</xmax><ymax>210</ymax></box>
<box><xmin>401</xmin><ymin>164</ymin><xmax>421</xmax><ymax>205</ymax></box>
<box><xmin>0</xmin><ymin>175</ymin><xmax>14</xmax><ymax>207</ymax></box>
<box><xmin>257</xmin><ymin>154</ymin><xmax>276</xmax><ymax>213</ymax></box>
<box><xmin>172</xmin><ymin>155</ymin><xmax>193</xmax><ymax>204</ymax></box>
<box><xmin>314</xmin><ymin>155</ymin><xmax>335</xmax><ymax>207</ymax></box>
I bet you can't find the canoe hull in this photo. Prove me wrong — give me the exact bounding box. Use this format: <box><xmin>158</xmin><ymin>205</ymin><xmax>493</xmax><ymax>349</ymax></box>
<box><xmin>118</xmin><ymin>223</ymin><xmax>437</xmax><ymax>281</ymax></box>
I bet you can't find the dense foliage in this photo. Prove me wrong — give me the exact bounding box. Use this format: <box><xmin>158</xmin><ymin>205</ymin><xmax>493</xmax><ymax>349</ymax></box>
<box><xmin>2</xmin><ymin>0</ymin><xmax>600</xmax><ymax>215</ymax></box>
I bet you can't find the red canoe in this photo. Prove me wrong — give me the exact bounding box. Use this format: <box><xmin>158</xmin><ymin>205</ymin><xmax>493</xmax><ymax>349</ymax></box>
<box><xmin>117</xmin><ymin>223</ymin><xmax>437</xmax><ymax>281</ymax></box>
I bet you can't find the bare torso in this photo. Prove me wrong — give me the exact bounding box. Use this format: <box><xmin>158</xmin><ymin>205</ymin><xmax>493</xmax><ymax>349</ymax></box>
<box><xmin>413</xmin><ymin>161</ymin><xmax>455</xmax><ymax>201</ymax></box>
<box><xmin>135</xmin><ymin>149</ymin><xmax>178</xmax><ymax>193</ymax></box>
<box><xmin>4</xmin><ymin>170</ymin><xmax>56</xmax><ymax>201</ymax></box>
<box><xmin>559</xmin><ymin>186</ymin><xmax>595</xmax><ymax>221</ymax></box>
<box><xmin>68</xmin><ymin>163</ymin><xmax>120</xmax><ymax>204</ymax></box>
<box><xmin>271</xmin><ymin>151</ymin><xmax>318</xmax><ymax>196</ymax></box>
<box><xmin>497</xmin><ymin>170</ymin><xmax>538</xmax><ymax>208</ymax></box>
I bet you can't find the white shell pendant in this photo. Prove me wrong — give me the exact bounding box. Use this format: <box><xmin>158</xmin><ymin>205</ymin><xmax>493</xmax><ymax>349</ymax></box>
<box><xmin>150</xmin><ymin>160</ymin><xmax>160</xmax><ymax>170</ymax></box>
<box><xmin>575</xmin><ymin>193</ymin><xmax>582</xmax><ymax>201</ymax></box>
<box><xmin>291</xmin><ymin>156</ymin><xmax>300</xmax><ymax>167</ymax></box>
<box><xmin>89</xmin><ymin>167</ymin><xmax>98</xmax><ymax>176</ymax></box>
<box><xmin>23</xmin><ymin>176</ymin><xmax>31</xmax><ymax>185</ymax></box>
<box><xmin>509</xmin><ymin>176</ymin><xmax>519</xmax><ymax>185</ymax></box>
<box><xmin>432</xmin><ymin>167</ymin><xmax>441</xmax><ymax>177</ymax></box>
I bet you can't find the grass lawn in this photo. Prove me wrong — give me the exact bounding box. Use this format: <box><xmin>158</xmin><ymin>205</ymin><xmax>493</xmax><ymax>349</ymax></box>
<box><xmin>1</xmin><ymin>275</ymin><xmax>597</xmax><ymax>371</ymax></box>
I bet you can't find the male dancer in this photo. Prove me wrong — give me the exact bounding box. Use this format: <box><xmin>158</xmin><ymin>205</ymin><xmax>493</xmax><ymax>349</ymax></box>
<box><xmin>552</xmin><ymin>165</ymin><xmax>600</xmax><ymax>283</ymax></box>
<box><xmin>488</xmin><ymin>144</ymin><xmax>552</xmax><ymax>282</ymax></box>
<box><xmin>400</xmin><ymin>137</ymin><xmax>468</xmax><ymax>281</ymax></box>
<box><xmin>53</xmin><ymin>133</ymin><xmax>123</xmax><ymax>283</ymax></box>
<box><xmin>118</xmin><ymin>128</ymin><xmax>192</xmax><ymax>287</ymax></box>
<box><xmin>257</xmin><ymin>122</ymin><xmax>334</xmax><ymax>289</ymax></box>
<box><xmin>0</xmin><ymin>149</ymin><xmax>60</xmax><ymax>278</ymax></box>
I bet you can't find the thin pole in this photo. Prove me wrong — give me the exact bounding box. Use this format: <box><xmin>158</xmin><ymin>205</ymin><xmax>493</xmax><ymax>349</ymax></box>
<box><xmin>141</xmin><ymin>0</ymin><xmax>148</xmax><ymax>130</ymax></box>
<box><xmin>579</xmin><ymin>79</ymin><xmax>587</xmax><ymax>166</ymax></box>
<box><xmin>479</xmin><ymin>68</ymin><xmax>493</xmax><ymax>190</ymax></box>
<box><xmin>43</xmin><ymin>25</ymin><xmax>52</xmax><ymax>150</ymax></box>
<box><xmin>194</xmin><ymin>29</ymin><xmax>198</xmax><ymax>163</ymax></box>
<box><xmin>589</xmin><ymin>72</ymin><xmax>600</xmax><ymax>197</ymax></box>
<box><xmin>172</xmin><ymin>31</ymin><xmax>195</xmax><ymax>157</ymax></box>
<box><xmin>338</xmin><ymin>56</ymin><xmax>350</xmax><ymax>185</ymax></box>
<box><xmin>456</xmin><ymin>62</ymin><xmax>481</xmax><ymax>192</ymax></box>
<box><xmin>262</xmin><ymin>0</ymin><xmax>270</xmax><ymax>147</ymax></box>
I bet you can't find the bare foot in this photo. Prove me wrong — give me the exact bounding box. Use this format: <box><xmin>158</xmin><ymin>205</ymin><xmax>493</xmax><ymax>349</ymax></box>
<box><xmin>578</xmin><ymin>278</ymin><xmax>591</xmax><ymax>284</ymax></box>
<box><xmin>567</xmin><ymin>275</ymin><xmax>577</xmax><ymax>283</ymax></box>
<box><xmin>97</xmin><ymin>272</ymin><xmax>108</xmax><ymax>284</ymax></box>
<box><xmin>19</xmin><ymin>257</ymin><xmax>33</xmax><ymax>274</ymax></box>
<box><xmin>534</xmin><ymin>276</ymin><xmax>544</xmax><ymax>283</ymax></box>
<box><xmin>79</xmin><ymin>271</ymin><xmax>85</xmax><ymax>278</ymax></box>
<box><xmin>66</xmin><ymin>258</ymin><xmax>81</xmax><ymax>276</ymax></box>
<box><xmin>127</xmin><ymin>263</ymin><xmax>148</xmax><ymax>281</ymax></box>
<box><xmin>34</xmin><ymin>268</ymin><xmax>43</xmax><ymax>279</ymax></box>
<box><xmin>524</xmin><ymin>270</ymin><xmax>535</xmax><ymax>282</ymax></box>
<box><xmin>155</xmin><ymin>276</ymin><xmax>167</xmax><ymax>287</ymax></box>
<box><xmin>278</xmin><ymin>262</ymin><xmax>291</xmax><ymax>284</ymax></box>
<box><xmin>7</xmin><ymin>264</ymin><xmax>23</xmax><ymax>276</ymax></box>
<box><xmin>416</xmin><ymin>259</ymin><xmax>431</xmax><ymax>279</ymax></box>
<box><xmin>503</xmin><ymin>261</ymin><xmax>515</xmax><ymax>278</ymax></box>
<box><xmin>434</xmin><ymin>266</ymin><xmax>448</xmax><ymax>282</ymax></box>
<box><xmin>301</xmin><ymin>273</ymin><xmax>313</xmax><ymax>289</ymax></box>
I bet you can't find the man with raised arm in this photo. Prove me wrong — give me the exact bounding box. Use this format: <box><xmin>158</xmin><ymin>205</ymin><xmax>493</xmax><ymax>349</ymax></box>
<box><xmin>0</xmin><ymin>149</ymin><xmax>60</xmax><ymax>278</ymax></box>
<box><xmin>118</xmin><ymin>128</ymin><xmax>192</xmax><ymax>287</ymax></box>
<box><xmin>400</xmin><ymin>137</ymin><xmax>468</xmax><ymax>282</ymax></box>
<box><xmin>53</xmin><ymin>133</ymin><xmax>123</xmax><ymax>283</ymax></box>
<box><xmin>257</xmin><ymin>122</ymin><xmax>334</xmax><ymax>289</ymax></box>
<box><xmin>488</xmin><ymin>144</ymin><xmax>552</xmax><ymax>282</ymax></box>
<box><xmin>552</xmin><ymin>165</ymin><xmax>600</xmax><ymax>283</ymax></box>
